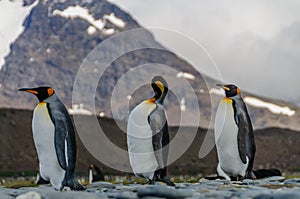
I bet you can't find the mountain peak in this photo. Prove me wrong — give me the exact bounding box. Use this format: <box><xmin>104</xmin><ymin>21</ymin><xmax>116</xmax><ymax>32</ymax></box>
<box><xmin>0</xmin><ymin>0</ymin><xmax>299</xmax><ymax>131</ymax></box>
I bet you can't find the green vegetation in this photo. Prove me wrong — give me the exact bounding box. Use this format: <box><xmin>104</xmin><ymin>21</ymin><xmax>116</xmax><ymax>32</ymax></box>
<box><xmin>1</xmin><ymin>177</ymin><xmax>38</xmax><ymax>189</ymax></box>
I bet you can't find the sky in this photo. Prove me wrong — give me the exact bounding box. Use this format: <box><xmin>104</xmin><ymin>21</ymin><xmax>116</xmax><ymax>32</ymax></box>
<box><xmin>108</xmin><ymin>0</ymin><xmax>300</xmax><ymax>105</ymax></box>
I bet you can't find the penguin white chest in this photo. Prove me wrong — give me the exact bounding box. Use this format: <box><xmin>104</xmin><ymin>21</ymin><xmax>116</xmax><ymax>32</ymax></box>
<box><xmin>32</xmin><ymin>103</ymin><xmax>65</xmax><ymax>189</ymax></box>
<box><xmin>215</xmin><ymin>98</ymin><xmax>248</xmax><ymax>177</ymax></box>
<box><xmin>127</xmin><ymin>101</ymin><xmax>158</xmax><ymax>180</ymax></box>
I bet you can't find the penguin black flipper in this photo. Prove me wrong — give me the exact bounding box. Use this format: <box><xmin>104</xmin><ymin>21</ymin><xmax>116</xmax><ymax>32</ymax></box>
<box><xmin>47</xmin><ymin>104</ymin><xmax>67</xmax><ymax>170</ymax></box>
<box><xmin>234</xmin><ymin>99</ymin><xmax>256</xmax><ymax>179</ymax></box>
<box><xmin>148</xmin><ymin>105</ymin><xmax>165</xmax><ymax>176</ymax></box>
<box><xmin>47</xmin><ymin>101</ymin><xmax>84</xmax><ymax>190</ymax></box>
<box><xmin>236</xmin><ymin>113</ymin><xmax>248</xmax><ymax>164</ymax></box>
<box><xmin>161</xmin><ymin>119</ymin><xmax>170</xmax><ymax>178</ymax></box>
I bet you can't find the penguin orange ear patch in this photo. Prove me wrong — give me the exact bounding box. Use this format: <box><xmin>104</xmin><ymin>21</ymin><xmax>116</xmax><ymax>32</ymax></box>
<box><xmin>47</xmin><ymin>88</ymin><xmax>54</xmax><ymax>96</ymax></box>
<box><xmin>237</xmin><ymin>88</ymin><xmax>241</xmax><ymax>94</ymax></box>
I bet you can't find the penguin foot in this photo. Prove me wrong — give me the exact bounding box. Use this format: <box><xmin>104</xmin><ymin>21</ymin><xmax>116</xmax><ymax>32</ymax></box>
<box><xmin>158</xmin><ymin>176</ymin><xmax>175</xmax><ymax>186</ymax></box>
<box><xmin>61</xmin><ymin>179</ymin><xmax>85</xmax><ymax>191</ymax></box>
<box><xmin>148</xmin><ymin>179</ymin><xmax>155</xmax><ymax>185</ymax></box>
<box><xmin>244</xmin><ymin>171</ymin><xmax>254</xmax><ymax>180</ymax></box>
<box><xmin>37</xmin><ymin>176</ymin><xmax>50</xmax><ymax>185</ymax></box>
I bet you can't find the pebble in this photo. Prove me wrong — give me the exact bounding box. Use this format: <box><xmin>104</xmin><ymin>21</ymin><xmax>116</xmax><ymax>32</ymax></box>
<box><xmin>137</xmin><ymin>185</ymin><xmax>194</xmax><ymax>198</ymax></box>
<box><xmin>86</xmin><ymin>181</ymin><xmax>115</xmax><ymax>189</ymax></box>
<box><xmin>284</xmin><ymin>178</ymin><xmax>300</xmax><ymax>184</ymax></box>
<box><xmin>242</xmin><ymin>179</ymin><xmax>260</xmax><ymax>185</ymax></box>
<box><xmin>16</xmin><ymin>192</ymin><xmax>42</xmax><ymax>199</ymax></box>
<box><xmin>0</xmin><ymin>192</ymin><xmax>14</xmax><ymax>199</ymax></box>
<box><xmin>114</xmin><ymin>191</ymin><xmax>137</xmax><ymax>199</ymax></box>
<box><xmin>0</xmin><ymin>178</ymin><xmax>298</xmax><ymax>199</ymax></box>
<box><xmin>263</xmin><ymin>176</ymin><xmax>286</xmax><ymax>182</ymax></box>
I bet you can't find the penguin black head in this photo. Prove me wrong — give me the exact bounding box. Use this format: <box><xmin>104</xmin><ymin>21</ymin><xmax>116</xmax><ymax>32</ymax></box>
<box><xmin>151</xmin><ymin>76</ymin><xmax>168</xmax><ymax>103</ymax></box>
<box><xmin>217</xmin><ymin>84</ymin><xmax>241</xmax><ymax>98</ymax></box>
<box><xmin>19</xmin><ymin>86</ymin><xmax>55</xmax><ymax>102</ymax></box>
<box><xmin>89</xmin><ymin>164</ymin><xmax>94</xmax><ymax>169</ymax></box>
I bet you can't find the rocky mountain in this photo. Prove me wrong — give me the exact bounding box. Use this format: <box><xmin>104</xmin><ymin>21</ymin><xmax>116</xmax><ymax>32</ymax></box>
<box><xmin>0</xmin><ymin>0</ymin><xmax>300</xmax><ymax>130</ymax></box>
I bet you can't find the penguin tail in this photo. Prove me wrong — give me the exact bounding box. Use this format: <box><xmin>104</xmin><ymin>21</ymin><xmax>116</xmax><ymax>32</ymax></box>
<box><xmin>253</xmin><ymin>168</ymin><xmax>282</xmax><ymax>179</ymax></box>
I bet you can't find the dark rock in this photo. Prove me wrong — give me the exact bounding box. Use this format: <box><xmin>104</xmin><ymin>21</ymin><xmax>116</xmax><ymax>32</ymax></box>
<box><xmin>253</xmin><ymin>193</ymin><xmax>273</xmax><ymax>199</ymax></box>
<box><xmin>0</xmin><ymin>192</ymin><xmax>14</xmax><ymax>199</ymax></box>
<box><xmin>137</xmin><ymin>185</ymin><xmax>193</xmax><ymax>198</ymax></box>
<box><xmin>263</xmin><ymin>176</ymin><xmax>285</xmax><ymax>182</ymax></box>
<box><xmin>16</xmin><ymin>191</ymin><xmax>42</xmax><ymax>199</ymax></box>
<box><xmin>242</xmin><ymin>179</ymin><xmax>259</xmax><ymax>185</ymax></box>
<box><xmin>273</xmin><ymin>192</ymin><xmax>300</xmax><ymax>199</ymax></box>
<box><xmin>86</xmin><ymin>182</ymin><xmax>115</xmax><ymax>189</ymax></box>
<box><xmin>204</xmin><ymin>190</ymin><xmax>232</xmax><ymax>199</ymax></box>
<box><xmin>284</xmin><ymin>178</ymin><xmax>300</xmax><ymax>185</ymax></box>
<box><xmin>17</xmin><ymin>190</ymin><xmax>108</xmax><ymax>199</ymax></box>
<box><xmin>0</xmin><ymin>188</ymin><xmax>23</xmax><ymax>198</ymax></box>
<box><xmin>115</xmin><ymin>191</ymin><xmax>137</xmax><ymax>199</ymax></box>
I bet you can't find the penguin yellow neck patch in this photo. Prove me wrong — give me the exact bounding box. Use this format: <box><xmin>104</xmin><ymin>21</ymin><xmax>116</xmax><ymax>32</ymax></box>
<box><xmin>38</xmin><ymin>102</ymin><xmax>47</xmax><ymax>106</ymax></box>
<box><xmin>145</xmin><ymin>98</ymin><xmax>156</xmax><ymax>104</ymax></box>
<box><xmin>155</xmin><ymin>81</ymin><xmax>164</xmax><ymax>93</ymax></box>
<box><xmin>223</xmin><ymin>97</ymin><xmax>232</xmax><ymax>103</ymax></box>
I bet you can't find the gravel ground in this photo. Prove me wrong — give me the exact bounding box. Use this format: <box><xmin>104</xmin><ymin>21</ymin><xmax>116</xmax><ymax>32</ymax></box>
<box><xmin>1</xmin><ymin>177</ymin><xmax>300</xmax><ymax>199</ymax></box>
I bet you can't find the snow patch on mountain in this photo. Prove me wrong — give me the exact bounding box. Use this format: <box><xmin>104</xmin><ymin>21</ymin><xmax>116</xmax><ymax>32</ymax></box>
<box><xmin>209</xmin><ymin>88</ymin><xmax>225</xmax><ymax>96</ymax></box>
<box><xmin>87</xmin><ymin>26</ymin><xmax>97</xmax><ymax>35</ymax></box>
<box><xmin>103</xmin><ymin>12</ymin><xmax>126</xmax><ymax>28</ymax></box>
<box><xmin>177</xmin><ymin>72</ymin><xmax>195</xmax><ymax>80</ymax></box>
<box><xmin>0</xmin><ymin>0</ymin><xmax>38</xmax><ymax>70</ymax></box>
<box><xmin>53</xmin><ymin>6</ymin><xmax>125</xmax><ymax>36</ymax></box>
<box><xmin>53</xmin><ymin>5</ymin><xmax>106</xmax><ymax>30</ymax></box>
<box><xmin>244</xmin><ymin>97</ymin><xmax>296</xmax><ymax>117</ymax></box>
<box><xmin>180</xmin><ymin>98</ymin><xmax>186</xmax><ymax>111</ymax></box>
<box><xmin>102</xmin><ymin>28</ymin><xmax>115</xmax><ymax>35</ymax></box>
<box><xmin>68</xmin><ymin>104</ymin><xmax>92</xmax><ymax>115</ymax></box>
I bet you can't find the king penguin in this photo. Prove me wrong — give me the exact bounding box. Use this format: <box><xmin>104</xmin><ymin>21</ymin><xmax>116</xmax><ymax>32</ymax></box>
<box><xmin>215</xmin><ymin>84</ymin><xmax>256</xmax><ymax>180</ymax></box>
<box><xmin>127</xmin><ymin>76</ymin><xmax>174</xmax><ymax>186</ymax></box>
<box><xmin>19</xmin><ymin>87</ymin><xmax>85</xmax><ymax>190</ymax></box>
<box><xmin>89</xmin><ymin>164</ymin><xmax>104</xmax><ymax>184</ymax></box>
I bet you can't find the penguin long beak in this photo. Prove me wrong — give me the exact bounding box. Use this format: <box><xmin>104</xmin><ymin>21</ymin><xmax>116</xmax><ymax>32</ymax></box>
<box><xmin>18</xmin><ymin>88</ymin><xmax>38</xmax><ymax>95</ymax></box>
<box><xmin>216</xmin><ymin>84</ymin><xmax>230</xmax><ymax>91</ymax></box>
